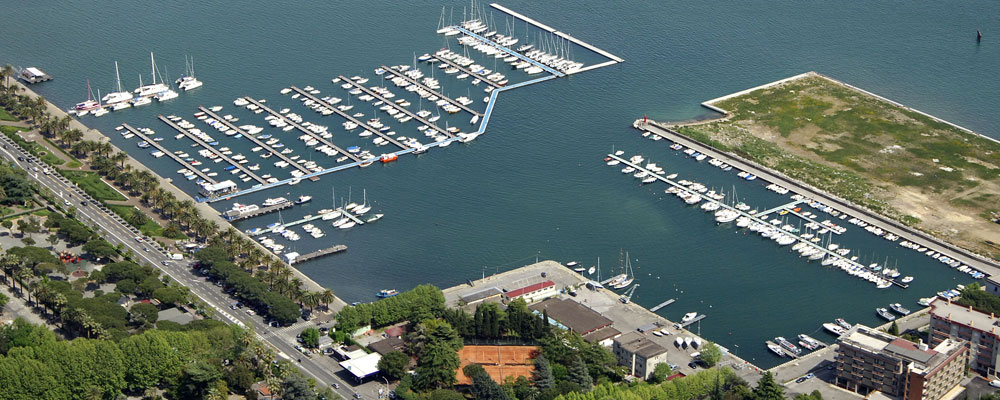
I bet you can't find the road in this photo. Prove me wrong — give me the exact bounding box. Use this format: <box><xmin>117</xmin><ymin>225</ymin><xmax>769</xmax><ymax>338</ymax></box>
<box><xmin>0</xmin><ymin>134</ymin><xmax>374</xmax><ymax>399</ymax></box>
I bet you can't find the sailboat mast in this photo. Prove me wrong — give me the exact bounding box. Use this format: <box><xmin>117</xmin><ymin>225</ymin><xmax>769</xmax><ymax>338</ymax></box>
<box><xmin>150</xmin><ymin>52</ymin><xmax>156</xmax><ymax>85</ymax></box>
<box><xmin>114</xmin><ymin>61</ymin><xmax>122</xmax><ymax>92</ymax></box>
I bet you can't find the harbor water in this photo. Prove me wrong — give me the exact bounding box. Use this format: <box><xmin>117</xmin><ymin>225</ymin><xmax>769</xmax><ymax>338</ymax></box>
<box><xmin>3</xmin><ymin>0</ymin><xmax>998</xmax><ymax>367</ymax></box>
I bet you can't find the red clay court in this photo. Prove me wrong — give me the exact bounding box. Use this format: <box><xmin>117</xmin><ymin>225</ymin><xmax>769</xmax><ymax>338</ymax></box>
<box><xmin>455</xmin><ymin>345</ymin><xmax>539</xmax><ymax>385</ymax></box>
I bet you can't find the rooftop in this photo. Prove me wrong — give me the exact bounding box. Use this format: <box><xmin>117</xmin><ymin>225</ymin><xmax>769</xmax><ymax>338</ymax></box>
<box><xmin>615</xmin><ymin>332</ymin><xmax>667</xmax><ymax>359</ymax></box>
<box><xmin>930</xmin><ymin>298</ymin><xmax>1000</xmax><ymax>334</ymax></box>
<box><xmin>368</xmin><ymin>336</ymin><xmax>405</xmax><ymax>355</ymax></box>
<box><xmin>157</xmin><ymin>307</ymin><xmax>194</xmax><ymax>325</ymax></box>
<box><xmin>529</xmin><ymin>298</ymin><xmax>613</xmax><ymax>335</ymax></box>
<box><xmin>505</xmin><ymin>280</ymin><xmax>555</xmax><ymax>298</ymax></box>
<box><xmin>461</xmin><ymin>287</ymin><xmax>503</xmax><ymax>304</ymax></box>
<box><xmin>582</xmin><ymin>326</ymin><xmax>622</xmax><ymax>344</ymax></box>
<box><xmin>339</xmin><ymin>352</ymin><xmax>382</xmax><ymax>379</ymax></box>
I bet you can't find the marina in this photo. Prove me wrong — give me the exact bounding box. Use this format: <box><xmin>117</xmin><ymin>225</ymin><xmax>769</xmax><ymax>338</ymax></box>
<box><xmin>430</xmin><ymin>54</ymin><xmax>502</xmax><ymax>88</ymax></box>
<box><xmin>487</xmin><ymin>3</ymin><xmax>625</xmax><ymax>65</ymax></box>
<box><xmin>157</xmin><ymin>114</ymin><xmax>266</xmax><ymax>185</ymax></box>
<box><xmin>378</xmin><ymin>64</ymin><xmax>483</xmax><ymax>117</ymax></box>
<box><xmin>119</xmin><ymin>123</ymin><xmax>217</xmax><ymax>185</ymax></box>
<box><xmin>288</xmin><ymin>245</ymin><xmax>348</xmax><ymax>265</ymax></box>
<box><xmin>337</xmin><ymin>75</ymin><xmax>455</xmax><ymax>138</ymax></box>
<box><xmin>223</xmin><ymin>201</ymin><xmax>293</xmax><ymax>222</ymax></box>
<box><xmin>287</xmin><ymin>86</ymin><xmax>408</xmax><ymax>150</ymax></box>
<box><xmin>240</xmin><ymin>96</ymin><xmax>361</xmax><ymax>163</ymax></box>
<box><xmin>196</xmin><ymin>106</ymin><xmax>318</xmax><ymax>179</ymax></box>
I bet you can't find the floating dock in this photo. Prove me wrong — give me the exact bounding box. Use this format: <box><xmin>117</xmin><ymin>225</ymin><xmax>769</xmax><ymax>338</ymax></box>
<box><xmin>121</xmin><ymin>123</ymin><xmax>217</xmax><ymax>184</ymax></box>
<box><xmin>288</xmin><ymin>86</ymin><xmax>407</xmax><ymax>150</ymax></box>
<box><xmin>158</xmin><ymin>115</ymin><xmax>266</xmax><ymax>184</ymax></box>
<box><xmin>677</xmin><ymin>314</ymin><xmax>706</xmax><ymax>328</ymax></box>
<box><xmin>197</xmin><ymin>106</ymin><xmax>318</xmax><ymax>180</ymax></box>
<box><xmin>290</xmin><ymin>245</ymin><xmax>348</xmax><ymax>265</ymax></box>
<box><xmin>242</xmin><ymin>97</ymin><xmax>361</xmax><ymax>163</ymax></box>
<box><xmin>250</xmin><ymin>205</ymin><xmax>367</xmax><ymax>234</ymax></box>
<box><xmin>648</xmin><ymin>299</ymin><xmax>675</xmax><ymax>313</ymax></box>
<box><xmin>454</xmin><ymin>26</ymin><xmax>564</xmax><ymax>77</ymax></box>
<box><xmin>431</xmin><ymin>54</ymin><xmax>501</xmax><ymax>88</ymax></box>
<box><xmin>378</xmin><ymin>65</ymin><xmax>482</xmax><ymax>117</ymax></box>
<box><xmin>609</xmin><ymin>153</ymin><xmax>907</xmax><ymax>289</ymax></box>
<box><xmin>338</xmin><ymin>75</ymin><xmax>455</xmax><ymax>138</ymax></box>
<box><xmin>225</xmin><ymin>201</ymin><xmax>293</xmax><ymax>222</ymax></box>
<box><xmin>489</xmin><ymin>3</ymin><xmax>624</xmax><ymax>64</ymax></box>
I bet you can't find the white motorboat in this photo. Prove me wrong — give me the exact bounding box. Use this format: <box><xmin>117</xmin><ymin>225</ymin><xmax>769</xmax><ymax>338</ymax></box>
<box><xmin>681</xmin><ymin>312</ymin><xmax>697</xmax><ymax>323</ymax></box>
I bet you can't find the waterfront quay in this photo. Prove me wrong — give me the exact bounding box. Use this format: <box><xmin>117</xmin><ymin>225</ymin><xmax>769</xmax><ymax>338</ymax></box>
<box><xmin>634</xmin><ymin>120</ymin><xmax>1000</xmax><ymax>278</ymax></box>
<box><xmin>443</xmin><ymin>260</ymin><xmax>763</xmax><ymax>382</ymax></box>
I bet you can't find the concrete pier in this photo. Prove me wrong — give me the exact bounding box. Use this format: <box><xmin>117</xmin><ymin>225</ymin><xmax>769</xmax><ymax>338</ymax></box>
<box><xmin>288</xmin><ymin>86</ymin><xmax>407</xmax><ymax>150</ymax></box>
<box><xmin>338</xmin><ymin>75</ymin><xmax>455</xmax><ymax>138</ymax></box>
<box><xmin>291</xmin><ymin>245</ymin><xmax>347</xmax><ymax>265</ymax></box>
<box><xmin>488</xmin><ymin>3</ymin><xmax>624</xmax><ymax>63</ymax></box>
<box><xmin>454</xmin><ymin>26</ymin><xmax>564</xmax><ymax>77</ymax></box>
<box><xmin>120</xmin><ymin>123</ymin><xmax>217</xmax><ymax>184</ymax></box>
<box><xmin>649</xmin><ymin>299</ymin><xmax>675</xmax><ymax>313</ymax></box>
<box><xmin>158</xmin><ymin>115</ymin><xmax>266</xmax><ymax>184</ymax></box>
<box><xmin>225</xmin><ymin>201</ymin><xmax>293</xmax><ymax>222</ymax></box>
<box><xmin>242</xmin><ymin>97</ymin><xmax>361</xmax><ymax>163</ymax></box>
<box><xmin>378</xmin><ymin>65</ymin><xmax>482</xmax><ymax>117</ymax></box>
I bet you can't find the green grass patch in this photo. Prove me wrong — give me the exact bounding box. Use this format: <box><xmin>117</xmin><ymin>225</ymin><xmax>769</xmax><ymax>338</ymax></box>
<box><xmin>1</xmin><ymin>125</ymin><xmax>21</xmax><ymax>135</ymax></box>
<box><xmin>65</xmin><ymin>160</ymin><xmax>82</xmax><ymax>169</ymax></box>
<box><xmin>108</xmin><ymin>204</ymin><xmax>164</xmax><ymax>237</ymax></box>
<box><xmin>41</xmin><ymin>136</ymin><xmax>80</xmax><ymax>163</ymax></box>
<box><xmin>1</xmin><ymin>128</ymin><xmax>65</xmax><ymax>166</ymax></box>
<box><xmin>0</xmin><ymin>108</ymin><xmax>18</xmax><ymax>121</ymax></box>
<box><xmin>31</xmin><ymin>209</ymin><xmax>52</xmax><ymax>217</ymax></box>
<box><xmin>57</xmin><ymin>170</ymin><xmax>126</xmax><ymax>201</ymax></box>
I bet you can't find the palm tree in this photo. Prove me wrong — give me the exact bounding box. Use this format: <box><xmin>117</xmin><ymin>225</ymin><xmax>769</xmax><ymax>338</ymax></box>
<box><xmin>319</xmin><ymin>289</ymin><xmax>335</xmax><ymax>310</ymax></box>
<box><xmin>1</xmin><ymin>64</ymin><xmax>14</xmax><ymax>89</ymax></box>
<box><xmin>62</xmin><ymin>128</ymin><xmax>84</xmax><ymax>147</ymax></box>
<box><xmin>110</xmin><ymin>151</ymin><xmax>129</xmax><ymax>169</ymax></box>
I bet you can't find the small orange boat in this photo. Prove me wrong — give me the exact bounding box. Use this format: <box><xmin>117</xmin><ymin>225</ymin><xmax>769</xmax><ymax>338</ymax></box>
<box><xmin>380</xmin><ymin>154</ymin><xmax>398</xmax><ymax>163</ymax></box>
<box><xmin>793</xmin><ymin>207</ymin><xmax>801</xmax><ymax>212</ymax></box>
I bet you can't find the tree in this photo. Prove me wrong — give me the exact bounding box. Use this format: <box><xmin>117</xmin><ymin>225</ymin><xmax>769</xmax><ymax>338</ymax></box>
<box><xmin>129</xmin><ymin>302</ymin><xmax>159</xmax><ymax>327</ymax></box>
<box><xmin>794</xmin><ymin>390</ymin><xmax>824</xmax><ymax>400</ymax></box>
<box><xmin>378</xmin><ymin>351</ymin><xmax>410</xmax><ymax>380</ymax></box>
<box><xmin>567</xmin><ymin>355</ymin><xmax>593</xmax><ymax>391</ymax></box>
<box><xmin>650</xmin><ymin>362</ymin><xmax>673</xmax><ymax>383</ymax></box>
<box><xmin>888</xmin><ymin>321</ymin><xmax>899</xmax><ymax>336</ymax></box>
<box><xmin>700</xmin><ymin>341</ymin><xmax>722</xmax><ymax>367</ymax></box>
<box><xmin>83</xmin><ymin>239</ymin><xmax>118</xmax><ymax>261</ymax></box>
<box><xmin>152</xmin><ymin>287</ymin><xmax>186</xmax><ymax>307</ymax></box>
<box><xmin>300</xmin><ymin>327</ymin><xmax>319</xmax><ymax>348</ymax></box>
<box><xmin>2</xmin><ymin>220</ymin><xmax>12</xmax><ymax>235</ymax></box>
<box><xmin>45</xmin><ymin>234</ymin><xmax>59</xmax><ymax>248</ymax></box>
<box><xmin>0</xmin><ymin>292</ymin><xmax>7</xmax><ymax>313</ymax></box>
<box><xmin>280</xmin><ymin>373</ymin><xmax>316</xmax><ymax>400</ymax></box>
<box><xmin>467</xmin><ymin>364</ymin><xmax>512</xmax><ymax>400</ymax></box>
<box><xmin>532</xmin><ymin>354</ymin><xmax>555</xmax><ymax>390</ymax></box>
<box><xmin>116</xmin><ymin>279</ymin><xmax>136</xmax><ymax>295</ymax></box>
<box><xmin>752</xmin><ymin>371</ymin><xmax>785</xmax><ymax>400</ymax></box>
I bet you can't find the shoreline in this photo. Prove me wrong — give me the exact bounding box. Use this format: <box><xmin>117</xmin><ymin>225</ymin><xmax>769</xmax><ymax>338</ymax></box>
<box><xmin>8</xmin><ymin>80</ymin><xmax>346</xmax><ymax>311</ymax></box>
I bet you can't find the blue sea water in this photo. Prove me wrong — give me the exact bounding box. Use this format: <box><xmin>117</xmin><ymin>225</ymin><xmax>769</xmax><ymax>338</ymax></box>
<box><xmin>3</xmin><ymin>0</ymin><xmax>998</xmax><ymax>367</ymax></box>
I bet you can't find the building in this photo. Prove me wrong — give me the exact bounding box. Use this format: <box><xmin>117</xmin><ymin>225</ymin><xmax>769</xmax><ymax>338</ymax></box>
<box><xmin>503</xmin><ymin>280</ymin><xmax>557</xmax><ymax>304</ymax></box>
<box><xmin>529</xmin><ymin>298</ymin><xmax>621</xmax><ymax>346</ymax></box>
<box><xmin>835</xmin><ymin>324</ymin><xmax>967</xmax><ymax>400</ymax></box>
<box><xmin>199</xmin><ymin>180</ymin><xmax>237</xmax><ymax>197</ymax></box>
<box><xmin>985</xmin><ymin>275</ymin><xmax>1000</xmax><ymax>298</ymax></box>
<box><xmin>928</xmin><ymin>298</ymin><xmax>1000</xmax><ymax>375</ymax></box>
<box><xmin>19</xmin><ymin>67</ymin><xmax>52</xmax><ymax>84</ymax></box>
<box><xmin>612</xmin><ymin>332</ymin><xmax>669</xmax><ymax>380</ymax></box>
<box><xmin>368</xmin><ymin>336</ymin><xmax>405</xmax><ymax>355</ymax></box>
<box><xmin>157</xmin><ymin>307</ymin><xmax>195</xmax><ymax>325</ymax></box>
<box><xmin>455</xmin><ymin>345</ymin><xmax>538</xmax><ymax>385</ymax></box>
<box><xmin>461</xmin><ymin>287</ymin><xmax>503</xmax><ymax>305</ymax></box>
<box><xmin>339</xmin><ymin>352</ymin><xmax>382</xmax><ymax>382</ymax></box>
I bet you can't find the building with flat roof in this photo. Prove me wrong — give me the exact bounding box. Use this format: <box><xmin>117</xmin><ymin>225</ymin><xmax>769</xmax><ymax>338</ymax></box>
<box><xmin>199</xmin><ymin>180</ymin><xmax>237</xmax><ymax>197</ymax></box>
<box><xmin>928</xmin><ymin>298</ymin><xmax>1000</xmax><ymax>376</ymax></box>
<box><xmin>339</xmin><ymin>352</ymin><xmax>382</xmax><ymax>382</ymax></box>
<box><xmin>985</xmin><ymin>276</ymin><xmax>1000</xmax><ymax>298</ymax></box>
<box><xmin>529</xmin><ymin>298</ymin><xmax>619</xmax><ymax>345</ymax></box>
<box><xmin>504</xmin><ymin>280</ymin><xmax>557</xmax><ymax>304</ymax></box>
<box><xmin>612</xmin><ymin>332</ymin><xmax>669</xmax><ymax>380</ymax></box>
<box><xmin>461</xmin><ymin>287</ymin><xmax>503</xmax><ymax>305</ymax></box>
<box><xmin>835</xmin><ymin>324</ymin><xmax>967</xmax><ymax>400</ymax></box>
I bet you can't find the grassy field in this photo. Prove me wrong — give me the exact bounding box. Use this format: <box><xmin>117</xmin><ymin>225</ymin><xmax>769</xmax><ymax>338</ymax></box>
<box><xmin>58</xmin><ymin>170</ymin><xmax>127</xmax><ymax>201</ymax></box>
<box><xmin>677</xmin><ymin>73</ymin><xmax>1000</xmax><ymax>256</ymax></box>
<box><xmin>108</xmin><ymin>204</ymin><xmax>164</xmax><ymax>237</ymax></box>
<box><xmin>0</xmin><ymin>108</ymin><xmax>18</xmax><ymax>121</ymax></box>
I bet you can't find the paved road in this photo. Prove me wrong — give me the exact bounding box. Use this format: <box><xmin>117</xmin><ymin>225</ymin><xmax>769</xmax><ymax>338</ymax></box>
<box><xmin>0</xmin><ymin>135</ymin><xmax>375</xmax><ymax>399</ymax></box>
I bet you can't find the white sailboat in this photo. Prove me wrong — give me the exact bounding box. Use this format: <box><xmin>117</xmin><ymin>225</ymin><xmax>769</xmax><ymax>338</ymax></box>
<box><xmin>176</xmin><ymin>55</ymin><xmax>203</xmax><ymax>91</ymax></box>
<box><xmin>102</xmin><ymin>61</ymin><xmax>133</xmax><ymax>104</ymax></box>
<box><xmin>612</xmin><ymin>254</ymin><xmax>635</xmax><ymax>289</ymax></box>
<box><xmin>134</xmin><ymin>52</ymin><xmax>170</xmax><ymax>97</ymax></box>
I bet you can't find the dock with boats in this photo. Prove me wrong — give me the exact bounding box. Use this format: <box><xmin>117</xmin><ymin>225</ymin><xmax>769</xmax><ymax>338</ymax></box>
<box><xmin>338</xmin><ymin>75</ymin><xmax>455</xmax><ymax>138</ymax></box>
<box><xmin>197</xmin><ymin>106</ymin><xmax>318</xmax><ymax>180</ymax></box>
<box><xmin>241</xmin><ymin>96</ymin><xmax>361</xmax><ymax>163</ymax></box>
<box><xmin>378</xmin><ymin>65</ymin><xmax>482</xmax><ymax>117</ymax></box>
<box><xmin>290</xmin><ymin>245</ymin><xmax>348</xmax><ymax>265</ymax></box>
<box><xmin>288</xmin><ymin>86</ymin><xmax>408</xmax><ymax>150</ymax></box>
<box><xmin>120</xmin><ymin>123</ymin><xmax>217</xmax><ymax>185</ymax></box>
<box><xmin>224</xmin><ymin>201</ymin><xmax>293</xmax><ymax>222</ymax></box>
<box><xmin>431</xmin><ymin>54</ymin><xmax>502</xmax><ymax>88</ymax></box>
<box><xmin>158</xmin><ymin>115</ymin><xmax>266</xmax><ymax>184</ymax></box>
<box><xmin>677</xmin><ymin>314</ymin><xmax>706</xmax><ymax>328</ymax></box>
<box><xmin>765</xmin><ymin>340</ymin><xmax>800</xmax><ymax>359</ymax></box>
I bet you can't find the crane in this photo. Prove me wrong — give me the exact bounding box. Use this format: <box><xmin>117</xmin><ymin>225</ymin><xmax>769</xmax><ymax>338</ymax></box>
<box><xmin>619</xmin><ymin>284</ymin><xmax>639</xmax><ymax>304</ymax></box>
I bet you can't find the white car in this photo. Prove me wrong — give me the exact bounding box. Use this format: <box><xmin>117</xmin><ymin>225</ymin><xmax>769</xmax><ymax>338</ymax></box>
<box><xmin>991</xmin><ymin>380</ymin><xmax>1000</xmax><ymax>388</ymax></box>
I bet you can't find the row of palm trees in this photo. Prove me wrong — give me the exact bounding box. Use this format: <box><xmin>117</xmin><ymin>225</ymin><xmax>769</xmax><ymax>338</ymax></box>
<box><xmin>0</xmin><ymin>252</ymin><xmax>105</xmax><ymax>339</ymax></box>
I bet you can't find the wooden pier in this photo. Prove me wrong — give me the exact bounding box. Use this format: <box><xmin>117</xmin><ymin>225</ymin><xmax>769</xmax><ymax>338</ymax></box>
<box><xmin>379</xmin><ymin>65</ymin><xmax>482</xmax><ymax>117</ymax></box>
<box><xmin>431</xmin><ymin>54</ymin><xmax>501</xmax><ymax>88</ymax></box>
<box><xmin>610</xmin><ymin>153</ymin><xmax>903</xmax><ymax>289</ymax></box>
<box><xmin>242</xmin><ymin>97</ymin><xmax>361</xmax><ymax>163</ymax></box>
<box><xmin>197</xmin><ymin>106</ymin><xmax>317</xmax><ymax>180</ymax></box>
<box><xmin>290</xmin><ymin>245</ymin><xmax>347</xmax><ymax>265</ymax></box>
<box><xmin>648</xmin><ymin>299</ymin><xmax>675</xmax><ymax>313</ymax></box>
<box><xmin>225</xmin><ymin>201</ymin><xmax>293</xmax><ymax>222</ymax></box>
<box><xmin>288</xmin><ymin>86</ymin><xmax>407</xmax><ymax>150</ymax></box>
<box><xmin>121</xmin><ymin>123</ymin><xmax>217</xmax><ymax>184</ymax></box>
<box><xmin>158</xmin><ymin>115</ymin><xmax>266</xmax><ymax>184</ymax></box>
<box><xmin>339</xmin><ymin>75</ymin><xmax>455</xmax><ymax>139</ymax></box>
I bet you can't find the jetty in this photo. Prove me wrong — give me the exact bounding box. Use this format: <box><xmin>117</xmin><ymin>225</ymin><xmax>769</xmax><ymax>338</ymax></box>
<box><xmin>609</xmin><ymin>153</ymin><xmax>906</xmax><ymax>289</ymax></box>
<box><xmin>488</xmin><ymin>3</ymin><xmax>624</xmax><ymax>64</ymax></box>
<box><xmin>158</xmin><ymin>115</ymin><xmax>266</xmax><ymax>184</ymax></box>
<box><xmin>288</xmin><ymin>86</ymin><xmax>407</xmax><ymax>150</ymax></box>
<box><xmin>121</xmin><ymin>123</ymin><xmax>216</xmax><ymax>184</ymax></box>
<box><xmin>379</xmin><ymin>65</ymin><xmax>482</xmax><ymax>117</ymax></box>
<box><xmin>224</xmin><ymin>201</ymin><xmax>293</xmax><ymax>222</ymax></box>
<box><xmin>765</xmin><ymin>340</ymin><xmax>800</xmax><ymax>359</ymax></box>
<box><xmin>453</xmin><ymin>26</ymin><xmax>563</xmax><ymax>77</ymax></box>
<box><xmin>431</xmin><ymin>54</ymin><xmax>501</xmax><ymax>88</ymax></box>
<box><xmin>197</xmin><ymin>106</ymin><xmax>317</xmax><ymax>180</ymax></box>
<box><xmin>242</xmin><ymin>97</ymin><xmax>361</xmax><ymax>163</ymax></box>
<box><xmin>648</xmin><ymin>299</ymin><xmax>675</xmax><ymax>313</ymax></box>
<box><xmin>677</xmin><ymin>314</ymin><xmax>706</xmax><ymax>328</ymax></box>
<box><xmin>249</xmin><ymin>206</ymin><xmax>366</xmax><ymax>235</ymax></box>
<box><xmin>290</xmin><ymin>245</ymin><xmax>348</xmax><ymax>265</ymax></box>
<box><xmin>338</xmin><ymin>75</ymin><xmax>455</xmax><ymax>138</ymax></box>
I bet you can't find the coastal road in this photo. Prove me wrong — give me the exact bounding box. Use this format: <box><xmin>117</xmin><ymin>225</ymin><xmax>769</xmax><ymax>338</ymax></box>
<box><xmin>637</xmin><ymin>120</ymin><xmax>1000</xmax><ymax>279</ymax></box>
<box><xmin>0</xmin><ymin>135</ymin><xmax>372</xmax><ymax>399</ymax></box>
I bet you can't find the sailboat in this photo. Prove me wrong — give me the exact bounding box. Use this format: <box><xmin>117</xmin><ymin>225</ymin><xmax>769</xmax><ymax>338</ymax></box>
<box><xmin>102</xmin><ymin>61</ymin><xmax>133</xmax><ymax>104</ymax></box>
<box><xmin>353</xmin><ymin>189</ymin><xmax>372</xmax><ymax>215</ymax></box>
<box><xmin>612</xmin><ymin>254</ymin><xmax>635</xmax><ymax>289</ymax></box>
<box><xmin>605</xmin><ymin>250</ymin><xmax>628</xmax><ymax>287</ymax></box>
<box><xmin>176</xmin><ymin>55</ymin><xmax>203</xmax><ymax>91</ymax></box>
<box><xmin>134</xmin><ymin>52</ymin><xmax>170</xmax><ymax>97</ymax></box>
<box><xmin>74</xmin><ymin>79</ymin><xmax>100</xmax><ymax>111</ymax></box>
<box><xmin>91</xmin><ymin>89</ymin><xmax>108</xmax><ymax>117</ymax></box>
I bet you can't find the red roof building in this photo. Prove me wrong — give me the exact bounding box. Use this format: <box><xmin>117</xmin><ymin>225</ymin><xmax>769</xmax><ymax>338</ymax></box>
<box><xmin>503</xmin><ymin>280</ymin><xmax>557</xmax><ymax>303</ymax></box>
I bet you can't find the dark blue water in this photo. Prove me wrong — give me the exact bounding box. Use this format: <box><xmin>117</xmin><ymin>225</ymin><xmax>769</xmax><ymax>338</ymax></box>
<box><xmin>4</xmin><ymin>1</ymin><xmax>998</xmax><ymax>367</ymax></box>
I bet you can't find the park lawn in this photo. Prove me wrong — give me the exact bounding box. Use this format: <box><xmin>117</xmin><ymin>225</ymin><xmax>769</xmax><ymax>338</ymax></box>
<box><xmin>0</xmin><ymin>108</ymin><xmax>17</xmax><ymax>121</ymax></box>
<box><xmin>58</xmin><ymin>170</ymin><xmax>127</xmax><ymax>201</ymax></box>
<box><xmin>1</xmin><ymin>127</ymin><xmax>65</xmax><ymax>166</ymax></box>
<box><xmin>108</xmin><ymin>204</ymin><xmax>164</xmax><ymax>237</ymax></box>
